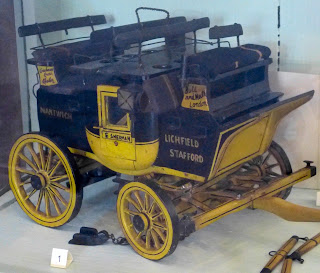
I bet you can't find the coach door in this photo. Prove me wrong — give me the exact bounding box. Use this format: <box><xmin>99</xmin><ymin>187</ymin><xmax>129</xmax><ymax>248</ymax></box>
<box><xmin>98</xmin><ymin>85</ymin><xmax>136</xmax><ymax>160</ymax></box>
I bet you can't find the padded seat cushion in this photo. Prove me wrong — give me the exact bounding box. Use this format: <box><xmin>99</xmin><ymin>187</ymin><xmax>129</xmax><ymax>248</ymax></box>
<box><xmin>187</xmin><ymin>44</ymin><xmax>271</xmax><ymax>78</ymax></box>
<box><xmin>241</xmin><ymin>44</ymin><xmax>271</xmax><ymax>60</ymax></box>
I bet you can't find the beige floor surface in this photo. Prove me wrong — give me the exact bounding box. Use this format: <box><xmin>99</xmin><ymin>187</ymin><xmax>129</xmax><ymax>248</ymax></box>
<box><xmin>0</xmin><ymin>179</ymin><xmax>319</xmax><ymax>273</ymax></box>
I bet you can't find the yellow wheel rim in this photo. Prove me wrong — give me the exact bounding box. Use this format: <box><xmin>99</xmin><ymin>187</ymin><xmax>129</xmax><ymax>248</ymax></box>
<box><xmin>117</xmin><ymin>182</ymin><xmax>176</xmax><ymax>260</ymax></box>
<box><xmin>9</xmin><ymin>134</ymin><xmax>78</xmax><ymax>227</ymax></box>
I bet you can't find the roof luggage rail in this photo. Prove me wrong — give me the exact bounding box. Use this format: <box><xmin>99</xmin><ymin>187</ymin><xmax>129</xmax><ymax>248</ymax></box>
<box><xmin>209</xmin><ymin>23</ymin><xmax>243</xmax><ymax>47</ymax></box>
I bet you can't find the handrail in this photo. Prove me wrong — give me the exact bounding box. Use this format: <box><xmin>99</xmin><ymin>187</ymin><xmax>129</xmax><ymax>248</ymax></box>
<box><xmin>18</xmin><ymin>15</ymin><xmax>106</xmax><ymax>37</ymax></box>
<box><xmin>113</xmin><ymin>17</ymin><xmax>210</xmax><ymax>48</ymax></box>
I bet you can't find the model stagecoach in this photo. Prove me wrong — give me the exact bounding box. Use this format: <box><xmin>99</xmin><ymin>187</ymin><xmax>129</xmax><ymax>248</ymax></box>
<box><xmin>10</xmin><ymin>8</ymin><xmax>317</xmax><ymax>260</ymax></box>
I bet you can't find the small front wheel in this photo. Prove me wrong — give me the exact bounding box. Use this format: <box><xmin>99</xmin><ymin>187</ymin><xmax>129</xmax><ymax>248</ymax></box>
<box><xmin>9</xmin><ymin>133</ymin><xmax>83</xmax><ymax>227</ymax></box>
<box><xmin>117</xmin><ymin>181</ymin><xmax>179</xmax><ymax>260</ymax></box>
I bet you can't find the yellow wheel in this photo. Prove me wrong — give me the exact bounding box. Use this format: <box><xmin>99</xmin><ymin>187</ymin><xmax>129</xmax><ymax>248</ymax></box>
<box><xmin>9</xmin><ymin>133</ymin><xmax>83</xmax><ymax>227</ymax></box>
<box><xmin>117</xmin><ymin>182</ymin><xmax>179</xmax><ymax>260</ymax></box>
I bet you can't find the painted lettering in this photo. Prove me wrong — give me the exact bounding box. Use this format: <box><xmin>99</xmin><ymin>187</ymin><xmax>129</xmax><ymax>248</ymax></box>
<box><xmin>37</xmin><ymin>66</ymin><xmax>58</xmax><ymax>86</ymax></box>
<box><xmin>181</xmin><ymin>84</ymin><xmax>209</xmax><ymax>111</ymax></box>
<box><xmin>105</xmin><ymin>132</ymin><xmax>132</xmax><ymax>143</ymax></box>
<box><xmin>169</xmin><ymin>149</ymin><xmax>203</xmax><ymax>163</ymax></box>
<box><xmin>39</xmin><ymin>107</ymin><xmax>72</xmax><ymax>120</ymax></box>
<box><xmin>165</xmin><ymin>134</ymin><xmax>199</xmax><ymax>148</ymax></box>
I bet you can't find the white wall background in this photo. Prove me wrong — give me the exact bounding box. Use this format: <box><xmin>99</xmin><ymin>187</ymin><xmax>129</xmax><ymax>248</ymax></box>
<box><xmin>280</xmin><ymin>0</ymin><xmax>320</xmax><ymax>73</ymax></box>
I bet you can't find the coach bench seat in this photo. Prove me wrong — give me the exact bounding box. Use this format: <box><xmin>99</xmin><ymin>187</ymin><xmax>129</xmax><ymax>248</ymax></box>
<box><xmin>187</xmin><ymin>44</ymin><xmax>271</xmax><ymax>79</ymax></box>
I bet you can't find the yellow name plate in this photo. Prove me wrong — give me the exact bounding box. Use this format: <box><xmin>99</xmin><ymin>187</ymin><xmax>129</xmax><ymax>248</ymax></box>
<box><xmin>37</xmin><ymin>66</ymin><xmax>58</xmax><ymax>86</ymax></box>
<box><xmin>104</xmin><ymin>131</ymin><xmax>132</xmax><ymax>143</ymax></box>
<box><xmin>181</xmin><ymin>84</ymin><xmax>209</xmax><ymax>111</ymax></box>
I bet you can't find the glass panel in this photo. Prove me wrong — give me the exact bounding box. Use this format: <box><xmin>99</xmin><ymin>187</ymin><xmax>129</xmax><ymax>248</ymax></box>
<box><xmin>105</xmin><ymin>96</ymin><xmax>128</xmax><ymax>127</ymax></box>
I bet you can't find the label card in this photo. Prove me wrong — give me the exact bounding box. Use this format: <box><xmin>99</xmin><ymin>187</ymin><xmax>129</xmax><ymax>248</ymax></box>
<box><xmin>181</xmin><ymin>84</ymin><xmax>209</xmax><ymax>111</ymax></box>
<box><xmin>317</xmin><ymin>192</ymin><xmax>320</xmax><ymax>207</ymax></box>
<box><xmin>37</xmin><ymin>66</ymin><xmax>58</xmax><ymax>86</ymax></box>
<box><xmin>50</xmin><ymin>248</ymin><xmax>73</xmax><ymax>269</ymax></box>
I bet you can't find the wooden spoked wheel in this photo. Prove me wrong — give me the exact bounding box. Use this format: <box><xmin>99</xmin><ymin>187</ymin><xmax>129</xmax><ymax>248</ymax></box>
<box><xmin>117</xmin><ymin>182</ymin><xmax>179</xmax><ymax>260</ymax></box>
<box><xmin>9</xmin><ymin>133</ymin><xmax>82</xmax><ymax>227</ymax></box>
<box><xmin>243</xmin><ymin>141</ymin><xmax>292</xmax><ymax>199</ymax></box>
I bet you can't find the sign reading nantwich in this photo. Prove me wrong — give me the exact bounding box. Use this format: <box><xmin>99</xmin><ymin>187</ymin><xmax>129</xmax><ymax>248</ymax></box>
<box><xmin>181</xmin><ymin>84</ymin><xmax>209</xmax><ymax>111</ymax></box>
<box><xmin>37</xmin><ymin>66</ymin><xmax>58</xmax><ymax>86</ymax></box>
<box><xmin>39</xmin><ymin>107</ymin><xmax>72</xmax><ymax>120</ymax></box>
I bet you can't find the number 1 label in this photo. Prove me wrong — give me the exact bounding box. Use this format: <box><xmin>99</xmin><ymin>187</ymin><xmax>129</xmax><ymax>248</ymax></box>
<box><xmin>50</xmin><ymin>248</ymin><xmax>73</xmax><ymax>268</ymax></box>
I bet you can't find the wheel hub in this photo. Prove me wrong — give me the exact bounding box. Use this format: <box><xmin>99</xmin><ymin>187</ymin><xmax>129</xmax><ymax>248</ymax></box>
<box><xmin>31</xmin><ymin>174</ymin><xmax>46</xmax><ymax>190</ymax></box>
<box><xmin>250</xmin><ymin>164</ymin><xmax>265</xmax><ymax>177</ymax></box>
<box><xmin>133</xmin><ymin>214</ymin><xmax>149</xmax><ymax>232</ymax></box>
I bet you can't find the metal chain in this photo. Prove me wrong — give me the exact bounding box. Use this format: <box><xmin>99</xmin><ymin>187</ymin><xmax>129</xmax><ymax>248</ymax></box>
<box><xmin>108</xmin><ymin>233</ymin><xmax>129</xmax><ymax>245</ymax></box>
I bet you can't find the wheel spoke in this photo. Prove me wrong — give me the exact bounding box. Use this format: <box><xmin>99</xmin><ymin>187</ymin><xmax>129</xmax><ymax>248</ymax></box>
<box><xmin>151</xmin><ymin>229</ymin><xmax>161</xmax><ymax>249</ymax></box>
<box><xmin>145</xmin><ymin>230</ymin><xmax>151</xmax><ymax>249</ymax></box>
<box><xmin>152</xmin><ymin>211</ymin><xmax>163</xmax><ymax>220</ymax></box>
<box><xmin>24</xmin><ymin>188</ymin><xmax>37</xmax><ymax>201</ymax></box>
<box><xmin>135</xmin><ymin>231</ymin><xmax>143</xmax><ymax>240</ymax></box>
<box><xmin>49</xmin><ymin>160</ymin><xmax>61</xmax><ymax>177</ymax></box>
<box><xmin>47</xmin><ymin>189</ymin><xmax>62</xmax><ymax>215</ymax></box>
<box><xmin>148</xmin><ymin>200</ymin><xmax>156</xmax><ymax>215</ymax></box>
<box><xmin>19</xmin><ymin>180</ymin><xmax>32</xmax><ymax>186</ymax></box>
<box><xmin>35</xmin><ymin>190</ymin><xmax>44</xmax><ymax>211</ymax></box>
<box><xmin>266</xmin><ymin>163</ymin><xmax>280</xmax><ymax>169</ymax></box>
<box><xmin>126</xmin><ymin>196</ymin><xmax>142</xmax><ymax>212</ymax></box>
<box><xmin>144</xmin><ymin>192</ymin><xmax>150</xmax><ymax>211</ymax></box>
<box><xmin>20</xmin><ymin>174</ymin><xmax>32</xmax><ymax>183</ymax></box>
<box><xmin>45</xmin><ymin>149</ymin><xmax>53</xmax><ymax>172</ymax></box>
<box><xmin>133</xmin><ymin>191</ymin><xmax>144</xmax><ymax>210</ymax></box>
<box><xmin>44</xmin><ymin>190</ymin><xmax>51</xmax><ymax>216</ymax></box>
<box><xmin>267</xmin><ymin>170</ymin><xmax>281</xmax><ymax>177</ymax></box>
<box><xmin>153</xmin><ymin>227</ymin><xmax>166</xmax><ymax>242</ymax></box>
<box><xmin>16</xmin><ymin>166</ymin><xmax>36</xmax><ymax>176</ymax></box>
<box><xmin>51</xmin><ymin>182</ymin><xmax>70</xmax><ymax>193</ymax></box>
<box><xmin>26</xmin><ymin>143</ymin><xmax>41</xmax><ymax>169</ymax></box>
<box><xmin>124</xmin><ymin>209</ymin><xmax>140</xmax><ymax>217</ymax></box>
<box><xmin>262</xmin><ymin>152</ymin><xmax>271</xmax><ymax>165</ymax></box>
<box><xmin>48</xmin><ymin>187</ymin><xmax>68</xmax><ymax>207</ymax></box>
<box><xmin>38</xmin><ymin>143</ymin><xmax>45</xmax><ymax>170</ymax></box>
<box><xmin>50</xmin><ymin>174</ymin><xmax>68</xmax><ymax>183</ymax></box>
<box><xmin>18</xmin><ymin>153</ymin><xmax>38</xmax><ymax>172</ymax></box>
<box><xmin>153</xmin><ymin>221</ymin><xmax>167</xmax><ymax>231</ymax></box>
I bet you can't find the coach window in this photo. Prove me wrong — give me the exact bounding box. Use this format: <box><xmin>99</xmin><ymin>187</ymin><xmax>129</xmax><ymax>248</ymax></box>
<box><xmin>103</xmin><ymin>96</ymin><xmax>130</xmax><ymax>130</ymax></box>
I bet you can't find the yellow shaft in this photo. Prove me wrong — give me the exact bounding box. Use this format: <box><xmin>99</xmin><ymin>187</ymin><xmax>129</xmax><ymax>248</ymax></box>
<box><xmin>193</xmin><ymin>167</ymin><xmax>312</xmax><ymax>230</ymax></box>
<box><xmin>261</xmin><ymin>236</ymin><xmax>299</xmax><ymax>272</ymax></box>
<box><xmin>281</xmin><ymin>259</ymin><xmax>293</xmax><ymax>273</ymax></box>
<box><xmin>294</xmin><ymin>232</ymin><xmax>320</xmax><ymax>256</ymax></box>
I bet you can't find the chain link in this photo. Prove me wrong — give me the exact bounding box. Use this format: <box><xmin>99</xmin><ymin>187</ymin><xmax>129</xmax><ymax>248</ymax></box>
<box><xmin>109</xmin><ymin>233</ymin><xmax>129</xmax><ymax>245</ymax></box>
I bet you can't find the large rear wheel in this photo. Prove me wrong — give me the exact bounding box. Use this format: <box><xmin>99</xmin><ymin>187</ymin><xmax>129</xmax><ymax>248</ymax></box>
<box><xmin>9</xmin><ymin>133</ymin><xmax>83</xmax><ymax>227</ymax></box>
<box><xmin>117</xmin><ymin>181</ymin><xmax>179</xmax><ymax>260</ymax></box>
<box><xmin>245</xmin><ymin>141</ymin><xmax>292</xmax><ymax>199</ymax></box>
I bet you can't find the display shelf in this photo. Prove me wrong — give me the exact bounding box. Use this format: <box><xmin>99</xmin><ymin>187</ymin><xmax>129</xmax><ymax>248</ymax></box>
<box><xmin>0</xmin><ymin>178</ymin><xmax>319</xmax><ymax>273</ymax></box>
